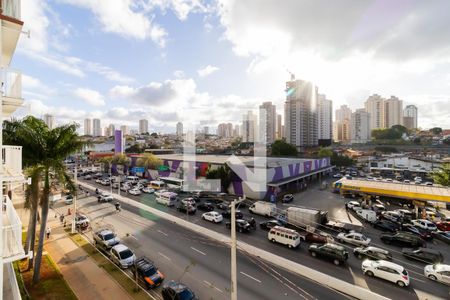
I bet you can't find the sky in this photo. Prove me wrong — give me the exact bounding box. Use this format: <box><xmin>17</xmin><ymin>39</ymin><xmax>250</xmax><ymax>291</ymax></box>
<box><xmin>12</xmin><ymin>0</ymin><xmax>450</xmax><ymax>133</ymax></box>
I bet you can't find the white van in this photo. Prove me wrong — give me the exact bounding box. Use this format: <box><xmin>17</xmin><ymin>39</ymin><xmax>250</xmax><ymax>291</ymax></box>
<box><xmin>156</xmin><ymin>192</ymin><xmax>177</xmax><ymax>207</ymax></box>
<box><xmin>268</xmin><ymin>226</ymin><xmax>300</xmax><ymax>249</ymax></box>
<box><xmin>356</xmin><ymin>209</ymin><xmax>377</xmax><ymax>223</ymax></box>
<box><xmin>249</xmin><ymin>201</ymin><xmax>276</xmax><ymax>217</ymax></box>
<box><xmin>126</xmin><ymin>176</ymin><xmax>140</xmax><ymax>184</ymax></box>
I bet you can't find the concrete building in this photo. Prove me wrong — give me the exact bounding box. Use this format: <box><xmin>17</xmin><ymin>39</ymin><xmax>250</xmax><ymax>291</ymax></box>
<box><xmin>242</xmin><ymin>111</ymin><xmax>257</xmax><ymax>143</ymax></box>
<box><xmin>217</xmin><ymin>123</ymin><xmax>233</xmax><ymax>138</ymax></box>
<box><xmin>284</xmin><ymin>79</ymin><xmax>318</xmax><ymax>148</ymax></box>
<box><xmin>43</xmin><ymin>114</ymin><xmax>55</xmax><ymax>129</ymax></box>
<box><xmin>404</xmin><ymin>105</ymin><xmax>418</xmax><ymax>129</ymax></box>
<box><xmin>318</xmin><ymin>94</ymin><xmax>332</xmax><ymax>143</ymax></box>
<box><xmin>385</xmin><ymin>96</ymin><xmax>403</xmax><ymax>128</ymax></box>
<box><xmin>84</xmin><ymin>118</ymin><xmax>92</xmax><ymax>135</ymax></box>
<box><xmin>276</xmin><ymin>114</ymin><xmax>282</xmax><ymax>139</ymax></box>
<box><xmin>139</xmin><ymin>119</ymin><xmax>148</xmax><ymax>134</ymax></box>
<box><xmin>333</xmin><ymin>119</ymin><xmax>351</xmax><ymax>143</ymax></box>
<box><xmin>234</xmin><ymin>124</ymin><xmax>240</xmax><ymax>137</ymax></box>
<box><xmin>259</xmin><ymin>101</ymin><xmax>277</xmax><ymax>144</ymax></box>
<box><xmin>176</xmin><ymin>122</ymin><xmax>183</xmax><ymax>137</ymax></box>
<box><xmin>108</xmin><ymin>124</ymin><xmax>115</xmax><ymax>137</ymax></box>
<box><xmin>351</xmin><ymin>109</ymin><xmax>371</xmax><ymax>143</ymax></box>
<box><xmin>203</xmin><ymin>126</ymin><xmax>209</xmax><ymax>135</ymax></box>
<box><xmin>120</xmin><ymin>125</ymin><xmax>129</xmax><ymax>135</ymax></box>
<box><xmin>365</xmin><ymin>94</ymin><xmax>385</xmax><ymax>130</ymax></box>
<box><xmin>335</xmin><ymin>104</ymin><xmax>352</xmax><ymax>123</ymax></box>
<box><xmin>114</xmin><ymin>130</ymin><xmax>124</xmax><ymax>154</ymax></box>
<box><xmin>93</xmin><ymin>118</ymin><xmax>102</xmax><ymax>136</ymax></box>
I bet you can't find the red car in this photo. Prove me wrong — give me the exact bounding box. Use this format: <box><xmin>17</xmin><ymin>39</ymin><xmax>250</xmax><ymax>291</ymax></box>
<box><xmin>436</xmin><ymin>222</ymin><xmax>450</xmax><ymax>231</ymax></box>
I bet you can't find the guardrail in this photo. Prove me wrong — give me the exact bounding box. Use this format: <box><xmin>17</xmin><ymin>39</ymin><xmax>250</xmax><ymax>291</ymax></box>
<box><xmin>2</xmin><ymin>195</ymin><xmax>24</xmax><ymax>262</ymax></box>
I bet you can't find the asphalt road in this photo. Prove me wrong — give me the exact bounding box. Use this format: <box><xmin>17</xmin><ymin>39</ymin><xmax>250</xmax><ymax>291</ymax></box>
<box><xmin>77</xmin><ymin>179</ymin><xmax>450</xmax><ymax>300</ymax></box>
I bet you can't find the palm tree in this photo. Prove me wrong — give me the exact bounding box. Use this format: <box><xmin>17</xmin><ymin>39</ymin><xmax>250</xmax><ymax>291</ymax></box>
<box><xmin>136</xmin><ymin>153</ymin><xmax>163</xmax><ymax>175</ymax></box>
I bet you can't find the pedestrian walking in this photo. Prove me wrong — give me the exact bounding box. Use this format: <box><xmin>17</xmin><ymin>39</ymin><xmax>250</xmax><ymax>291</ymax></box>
<box><xmin>63</xmin><ymin>220</ymin><xmax>67</xmax><ymax>227</ymax></box>
<box><xmin>46</xmin><ymin>227</ymin><xmax>51</xmax><ymax>239</ymax></box>
<box><xmin>60</xmin><ymin>214</ymin><xmax>65</xmax><ymax>224</ymax></box>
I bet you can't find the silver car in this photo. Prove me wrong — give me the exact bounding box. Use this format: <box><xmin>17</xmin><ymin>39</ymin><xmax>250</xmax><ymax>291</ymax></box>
<box><xmin>110</xmin><ymin>244</ymin><xmax>136</xmax><ymax>269</ymax></box>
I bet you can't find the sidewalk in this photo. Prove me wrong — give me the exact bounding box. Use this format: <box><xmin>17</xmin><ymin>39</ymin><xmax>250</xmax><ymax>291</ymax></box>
<box><xmin>44</xmin><ymin>218</ymin><xmax>132</xmax><ymax>300</ymax></box>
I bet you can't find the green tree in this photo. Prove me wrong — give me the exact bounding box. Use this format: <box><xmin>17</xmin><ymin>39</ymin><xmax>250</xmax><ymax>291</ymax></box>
<box><xmin>431</xmin><ymin>163</ymin><xmax>450</xmax><ymax>187</ymax></box>
<box><xmin>98</xmin><ymin>156</ymin><xmax>113</xmax><ymax>173</ymax></box>
<box><xmin>206</xmin><ymin>164</ymin><xmax>232</xmax><ymax>192</ymax></box>
<box><xmin>271</xmin><ymin>139</ymin><xmax>298</xmax><ymax>156</ymax></box>
<box><xmin>330</xmin><ymin>153</ymin><xmax>355</xmax><ymax>167</ymax></box>
<box><xmin>430</xmin><ymin>127</ymin><xmax>443</xmax><ymax>135</ymax></box>
<box><xmin>136</xmin><ymin>153</ymin><xmax>163</xmax><ymax>172</ymax></box>
<box><xmin>318</xmin><ymin>147</ymin><xmax>333</xmax><ymax>158</ymax></box>
<box><xmin>125</xmin><ymin>144</ymin><xmax>144</xmax><ymax>154</ymax></box>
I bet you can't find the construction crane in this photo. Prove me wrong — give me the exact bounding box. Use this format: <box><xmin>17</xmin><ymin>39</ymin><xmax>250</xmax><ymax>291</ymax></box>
<box><xmin>286</xmin><ymin>69</ymin><xmax>295</xmax><ymax>81</ymax></box>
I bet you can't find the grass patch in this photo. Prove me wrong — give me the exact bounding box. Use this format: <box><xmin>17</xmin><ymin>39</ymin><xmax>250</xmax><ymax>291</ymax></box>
<box><xmin>13</xmin><ymin>261</ymin><xmax>31</xmax><ymax>300</ymax></box>
<box><xmin>65</xmin><ymin>229</ymin><xmax>151</xmax><ymax>300</ymax></box>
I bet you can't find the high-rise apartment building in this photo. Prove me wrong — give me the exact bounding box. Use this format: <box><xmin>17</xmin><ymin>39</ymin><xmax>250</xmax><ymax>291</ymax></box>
<box><xmin>284</xmin><ymin>79</ymin><xmax>318</xmax><ymax>148</ymax></box>
<box><xmin>43</xmin><ymin>114</ymin><xmax>55</xmax><ymax>129</ymax></box>
<box><xmin>84</xmin><ymin>118</ymin><xmax>92</xmax><ymax>135</ymax></box>
<box><xmin>318</xmin><ymin>94</ymin><xmax>332</xmax><ymax>142</ymax></box>
<box><xmin>276</xmin><ymin>114</ymin><xmax>282</xmax><ymax>140</ymax></box>
<box><xmin>365</xmin><ymin>94</ymin><xmax>385</xmax><ymax>130</ymax></box>
<box><xmin>120</xmin><ymin>125</ymin><xmax>129</xmax><ymax>135</ymax></box>
<box><xmin>351</xmin><ymin>109</ymin><xmax>371</xmax><ymax>143</ymax></box>
<box><xmin>176</xmin><ymin>122</ymin><xmax>183</xmax><ymax>137</ymax></box>
<box><xmin>93</xmin><ymin>118</ymin><xmax>102</xmax><ymax>136</ymax></box>
<box><xmin>242</xmin><ymin>111</ymin><xmax>257</xmax><ymax>143</ymax></box>
<box><xmin>108</xmin><ymin>124</ymin><xmax>115</xmax><ymax>137</ymax></box>
<box><xmin>139</xmin><ymin>119</ymin><xmax>148</xmax><ymax>134</ymax></box>
<box><xmin>218</xmin><ymin>123</ymin><xmax>233</xmax><ymax>138</ymax></box>
<box><xmin>384</xmin><ymin>96</ymin><xmax>403</xmax><ymax>128</ymax></box>
<box><xmin>335</xmin><ymin>105</ymin><xmax>352</xmax><ymax>123</ymax></box>
<box><xmin>203</xmin><ymin>126</ymin><xmax>209</xmax><ymax>135</ymax></box>
<box><xmin>234</xmin><ymin>124</ymin><xmax>240</xmax><ymax>137</ymax></box>
<box><xmin>333</xmin><ymin>119</ymin><xmax>351</xmax><ymax>143</ymax></box>
<box><xmin>403</xmin><ymin>105</ymin><xmax>418</xmax><ymax>129</ymax></box>
<box><xmin>259</xmin><ymin>101</ymin><xmax>277</xmax><ymax>144</ymax></box>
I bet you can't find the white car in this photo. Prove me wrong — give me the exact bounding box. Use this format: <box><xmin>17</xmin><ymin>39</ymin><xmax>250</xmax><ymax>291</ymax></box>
<box><xmin>110</xmin><ymin>244</ymin><xmax>136</xmax><ymax>269</ymax></box>
<box><xmin>411</xmin><ymin>219</ymin><xmax>437</xmax><ymax>231</ymax></box>
<box><xmin>362</xmin><ymin>260</ymin><xmax>409</xmax><ymax>287</ymax></box>
<box><xmin>337</xmin><ymin>232</ymin><xmax>371</xmax><ymax>246</ymax></box>
<box><xmin>424</xmin><ymin>264</ymin><xmax>450</xmax><ymax>285</ymax></box>
<box><xmin>155</xmin><ymin>189</ymin><xmax>169</xmax><ymax>197</ymax></box>
<box><xmin>142</xmin><ymin>187</ymin><xmax>155</xmax><ymax>194</ymax></box>
<box><xmin>128</xmin><ymin>188</ymin><xmax>141</xmax><ymax>196</ymax></box>
<box><xmin>120</xmin><ymin>184</ymin><xmax>131</xmax><ymax>192</ymax></box>
<box><xmin>202</xmin><ymin>211</ymin><xmax>223</xmax><ymax>223</ymax></box>
<box><xmin>95</xmin><ymin>178</ymin><xmax>103</xmax><ymax>184</ymax></box>
<box><xmin>346</xmin><ymin>201</ymin><xmax>361</xmax><ymax>211</ymax></box>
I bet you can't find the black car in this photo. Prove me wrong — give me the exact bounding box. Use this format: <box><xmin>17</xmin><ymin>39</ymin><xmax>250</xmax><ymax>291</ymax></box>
<box><xmin>161</xmin><ymin>280</ymin><xmax>198</xmax><ymax>300</ymax></box>
<box><xmin>216</xmin><ymin>202</ymin><xmax>229</xmax><ymax>210</ymax></box>
<box><xmin>401</xmin><ymin>224</ymin><xmax>433</xmax><ymax>240</ymax></box>
<box><xmin>308</xmin><ymin>243</ymin><xmax>349</xmax><ymax>266</ymax></box>
<box><xmin>260</xmin><ymin>220</ymin><xmax>284</xmax><ymax>231</ymax></box>
<box><xmin>222</xmin><ymin>210</ymin><xmax>243</xmax><ymax>219</ymax></box>
<box><xmin>402</xmin><ymin>248</ymin><xmax>444</xmax><ymax>264</ymax></box>
<box><xmin>133</xmin><ymin>257</ymin><xmax>164</xmax><ymax>289</ymax></box>
<box><xmin>225</xmin><ymin>219</ymin><xmax>251</xmax><ymax>233</ymax></box>
<box><xmin>176</xmin><ymin>203</ymin><xmax>196</xmax><ymax>214</ymax></box>
<box><xmin>353</xmin><ymin>246</ymin><xmax>392</xmax><ymax>261</ymax></box>
<box><xmin>197</xmin><ymin>202</ymin><xmax>215</xmax><ymax>211</ymax></box>
<box><xmin>432</xmin><ymin>231</ymin><xmax>450</xmax><ymax>244</ymax></box>
<box><xmin>372</xmin><ymin>220</ymin><xmax>400</xmax><ymax>233</ymax></box>
<box><xmin>380</xmin><ymin>231</ymin><xmax>426</xmax><ymax>248</ymax></box>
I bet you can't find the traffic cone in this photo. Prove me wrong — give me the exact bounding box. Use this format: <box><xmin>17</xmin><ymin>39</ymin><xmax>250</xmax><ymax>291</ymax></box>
<box><xmin>68</xmin><ymin>208</ymin><xmax>71</xmax><ymax>215</ymax></box>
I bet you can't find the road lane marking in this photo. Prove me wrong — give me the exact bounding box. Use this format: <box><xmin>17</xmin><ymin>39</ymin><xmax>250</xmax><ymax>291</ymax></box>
<box><xmin>158</xmin><ymin>252</ymin><xmax>171</xmax><ymax>261</ymax></box>
<box><xmin>411</xmin><ymin>277</ymin><xmax>426</xmax><ymax>283</ymax></box>
<box><xmin>157</xmin><ymin>230</ymin><xmax>168</xmax><ymax>237</ymax></box>
<box><xmin>190</xmin><ymin>247</ymin><xmax>206</xmax><ymax>255</ymax></box>
<box><xmin>240</xmin><ymin>271</ymin><xmax>261</xmax><ymax>283</ymax></box>
<box><xmin>203</xmin><ymin>280</ymin><xmax>224</xmax><ymax>293</ymax></box>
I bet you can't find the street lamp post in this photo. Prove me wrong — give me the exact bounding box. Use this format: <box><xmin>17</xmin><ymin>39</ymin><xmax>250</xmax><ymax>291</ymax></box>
<box><xmin>230</xmin><ymin>196</ymin><xmax>245</xmax><ymax>300</ymax></box>
<box><xmin>71</xmin><ymin>158</ymin><xmax>78</xmax><ymax>234</ymax></box>
<box><xmin>110</xmin><ymin>164</ymin><xmax>113</xmax><ymax>195</ymax></box>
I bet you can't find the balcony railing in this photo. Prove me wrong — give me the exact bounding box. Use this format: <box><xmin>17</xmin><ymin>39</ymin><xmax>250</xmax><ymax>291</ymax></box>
<box><xmin>0</xmin><ymin>0</ymin><xmax>21</xmax><ymax>20</ymax></box>
<box><xmin>1</xmin><ymin>145</ymin><xmax>23</xmax><ymax>179</ymax></box>
<box><xmin>2</xmin><ymin>68</ymin><xmax>22</xmax><ymax>99</ymax></box>
<box><xmin>2</xmin><ymin>195</ymin><xmax>24</xmax><ymax>262</ymax></box>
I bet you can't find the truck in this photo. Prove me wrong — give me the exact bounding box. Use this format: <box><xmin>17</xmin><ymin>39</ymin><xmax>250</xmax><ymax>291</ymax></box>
<box><xmin>325</xmin><ymin>220</ymin><xmax>363</xmax><ymax>233</ymax></box>
<box><xmin>249</xmin><ymin>201</ymin><xmax>276</xmax><ymax>217</ymax></box>
<box><xmin>285</xmin><ymin>207</ymin><xmax>328</xmax><ymax>229</ymax></box>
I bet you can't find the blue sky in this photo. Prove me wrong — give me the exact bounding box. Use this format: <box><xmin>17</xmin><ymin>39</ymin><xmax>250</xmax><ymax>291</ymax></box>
<box><xmin>13</xmin><ymin>0</ymin><xmax>450</xmax><ymax>133</ymax></box>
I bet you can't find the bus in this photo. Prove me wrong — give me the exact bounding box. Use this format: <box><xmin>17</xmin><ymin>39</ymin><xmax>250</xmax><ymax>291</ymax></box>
<box><xmin>159</xmin><ymin>177</ymin><xmax>184</xmax><ymax>191</ymax></box>
<box><xmin>150</xmin><ymin>180</ymin><xmax>165</xmax><ymax>190</ymax></box>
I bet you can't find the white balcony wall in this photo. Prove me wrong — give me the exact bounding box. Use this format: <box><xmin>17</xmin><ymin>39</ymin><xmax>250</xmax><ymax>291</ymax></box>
<box><xmin>1</xmin><ymin>146</ymin><xmax>22</xmax><ymax>180</ymax></box>
<box><xmin>2</xmin><ymin>195</ymin><xmax>24</xmax><ymax>262</ymax></box>
<box><xmin>2</xmin><ymin>68</ymin><xmax>22</xmax><ymax>99</ymax></box>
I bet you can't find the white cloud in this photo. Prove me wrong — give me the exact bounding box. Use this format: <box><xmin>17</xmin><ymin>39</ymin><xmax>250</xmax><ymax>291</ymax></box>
<box><xmin>197</xmin><ymin>65</ymin><xmax>220</xmax><ymax>77</ymax></box>
<box><xmin>173</xmin><ymin>70</ymin><xmax>185</xmax><ymax>78</ymax></box>
<box><xmin>74</xmin><ymin>88</ymin><xmax>106</xmax><ymax>107</ymax></box>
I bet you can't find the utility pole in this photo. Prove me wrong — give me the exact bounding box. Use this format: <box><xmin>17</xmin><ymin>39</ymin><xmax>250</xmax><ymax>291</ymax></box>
<box><xmin>71</xmin><ymin>156</ymin><xmax>78</xmax><ymax>234</ymax></box>
<box><xmin>110</xmin><ymin>164</ymin><xmax>113</xmax><ymax>195</ymax></box>
<box><xmin>230</xmin><ymin>196</ymin><xmax>245</xmax><ymax>300</ymax></box>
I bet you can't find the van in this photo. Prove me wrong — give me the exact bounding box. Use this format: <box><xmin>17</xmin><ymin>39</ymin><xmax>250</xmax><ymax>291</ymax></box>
<box><xmin>150</xmin><ymin>180</ymin><xmax>165</xmax><ymax>190</ymax></box>
<box><xmin>249</xmin><ymin>201</ymin><xmax>276</xmax><ymax>217</ymax></box>
<box><xmin>356</xmin><ymin>209</ymin><xmax>377</xmax><ymax>223</ymax></box>
<box><xmin>156</xmin><ymin>192</ymin><xmax>178</xmax><ymax>207</ymax></box>
<box><xmin>268</xmin><ymin>226</ymin><xmax>300</xmax><ymax>248</ymax></box>
<box><xmin>126</xmin><ymin>176</ymin><xmax>139</xmax><ymax>184</ymax></box>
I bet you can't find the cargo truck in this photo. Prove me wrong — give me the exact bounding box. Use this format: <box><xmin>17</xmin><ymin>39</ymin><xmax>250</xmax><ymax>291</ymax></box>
<box><xmin>285</xmin><ymin>207</ymin><xmax>328</xmax><ymax>229</ymax></box>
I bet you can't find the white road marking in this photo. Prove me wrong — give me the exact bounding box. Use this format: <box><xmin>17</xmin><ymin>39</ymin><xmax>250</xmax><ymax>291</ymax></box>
<box><xmin>190</xmin><ymin>247</ymin><xmax>206</xmax><ymax>256</ymax></box>
<box><xmin>240</xmin><ymin>271</ymin><xmax>261</xmax><ymax>283</ymax></box>
<box><xmin>203</xmin><ymin>280</ymin><xmax>224</xmax><ymax>293</ymax></box>
<box><xmin>411</xmin><ymin>277</ymin><xmax>426</xmax><ymax>283</ymax></box>
<box><xmin>158</xmin><ymin>252</ymin><xmax>171</xmax><ymax>261</ymax></box>
<box><xmin>157</xmin><ymin>230</ymin><xmax>168</xmax><ymax>237</ymax></box>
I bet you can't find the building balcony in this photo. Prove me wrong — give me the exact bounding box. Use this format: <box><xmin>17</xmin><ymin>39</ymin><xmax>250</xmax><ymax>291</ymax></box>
<box><xmin>1</xmin><ymin>146</ymin><xmax>23</xmax><ymax>182</ymax></box>
<box><xmin>1</xmin><ymin>68</ymin><xmax>23</xmax><ymax>117</ymax></box>
<box><xmin>0</xmin><ymin>0</ymin><xmax>20</xmax><ymax>20</ymax></box>
<box><xmin>1</xmin><ymin>0</ymin><xmax>23</xmax><ymax>68</ymax></box>
<box><xmin>2</xmin><ymin>195</ymin><xmax>25</xmax><ymax>263</ymax></box>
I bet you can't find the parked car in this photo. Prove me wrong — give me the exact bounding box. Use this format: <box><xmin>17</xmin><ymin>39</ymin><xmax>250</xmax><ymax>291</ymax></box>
<box><xmin>142</xmin><ymin>187</ymin><xmax>155</xmax><ymax>194</ymax></box>
<box><xmin>132</xmin><ymin>257</ymin><xmax>165</xmax><ymax>289</ymax></box>
<box><xmin>354</xmin><ymin>246</ymin><xmax>392</xmax><ymax>261</ymax></box>
<box><xmin>424</xmin><ymin>264</ymin><xmax>450</xmax><ymax>284</ymax></box>
<box><xmin>64</xmin><ymin>194</ymin><xmax>74</xmax><ymax>205</ymax></box>
<box><xmin>436</xmin><ymin>222</ymin><xmax>450</xmax><ymax>232</ymax></box>
<box><xmin>402</xmin><ymin>248</ymin><xmax>444</xmax><ymax>264</ymax></box>
<box><xmin>197</xmin><ymin>201</ymin><xmax>215</xmax><ymax>211</ymax></box>
<box><xmin>362</xmin><ymin>260</ymin><xmax>409</xmax><ymax>287</ymax></box>
<box><xmin>401</xmin><ymin>224</ymin><xmax>433</xmax><ymax>240</ymax></box>
<box><xmin>98</xmin><ymin>194</ymin><xmax>114</xmax><ymax>203</ymax></box>
<box><xmin>201</xmin><ymin>211</ymin><xmax>223</xmax><ymax>223</ymax></box>
<box><xmin>93</xmin><ymin>229</ymin><xmax>120</xmax><ymax>250</ymax></box>
<box><xmin>260</xmin><ymin>219</ymin><xmax>284</xmax><ymax>231</ymax></box>
<box><xmin>222</xmin><ymin>210</ymin><xmax>243</xmax><ymax>219</ymax></box>
<box><xmin>75</xmin><ymin>214</ymin><xmax>90</xmax><ymax>227</ymax></box>
<box><xmin>282</xmin><ymin>194</ymin><xmax>294</xmax><ymax>203</ymax></box>
<box><xmin>345</xmin><ymin>201</ymin><xmax>361</xmax><ymax>211</ymax></box>
<box><xmin>128</xmin><ymin>188</ymin><xmax>142</xmax><ymax>196</ymax></box>
<box><xmin>177</xmin><ymin>202</ymin><xmax>196</xmax><ymax>214</ymax></box>
<box><xmin>380</xmin><ymin>231</ymin><xmax>426</xmax><ymax>248</ymax></box>
<box><xmin>337</xmin><ymin>232</ymin><xmax>371</xmax><ymax>246</ymax></box>
<box><xmin>161</xmin><ymin>281</ymin><xmax>198</xmax><ymax>300</ymax></box>
<box><xmin>110</xmin><ymin>244</ymin><xmax>136</xmax><ymax>269</ymax></box>
<box><xmin>308</xmin><ymin>243</ymin><xmax>349</xmax><ymax>266</ymax></box>
<box><xmin>411</xmin><ymin>219</ymin><xmax>437</xmax><ymax>231</ymax></box>
<box><xmin>432</xmin><ymin>231</ymin><xmax>450</xmax><ymax>244</ymax></box>
<box><xmin>372</xmin><ymin>220</ymin><xmax>400</xmax><ymax>233</ymax></box>
<box><xmin>225</xmin><ymin>219</ymin><xmax>251</xmax><ymax>233</ymax></box>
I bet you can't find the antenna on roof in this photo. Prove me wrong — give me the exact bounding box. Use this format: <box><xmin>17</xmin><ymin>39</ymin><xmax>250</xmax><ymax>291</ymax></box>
<box><xmin>286</xmin><ymin>69</ymin><xmax>295</xmax><ymax>81</ymax></box>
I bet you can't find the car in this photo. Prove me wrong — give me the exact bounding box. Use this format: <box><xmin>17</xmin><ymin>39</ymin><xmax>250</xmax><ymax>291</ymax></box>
<box><xmin>380</xmin><ymin>231</ymin><xmax>426</xmax><ymax>247</ymax></box>
<box><xmin>95</xmin><ymin>178</ymin><xmax>103</xmax><ymax>184</ymax></box>
<box><xmin>92</xmin><ymin>172</ymin><xmax>103</xmax><ymax>179</ymax></box>
<box><xmin>436</xmin><ymin>222</ymin><xmax>450</xmax><ymax>232</ymax></box>
<box><xmin>414</xmin><ymin>176</ymin><xmax>422</xmax><ymax>181</ymax></box>
<box><xmin>403</xmin><ymin>179</ymin><xmax>410</xmax><ymax>184</ymax></box>
<box><xmin>411</xmin><ymin>219</ymin><xmax>437</xmax><ymax>231</ymax></box>
<box><xmin>64</xmin><ymin>194</ymin><xmax>74</xmax><ymax>205</ymax></box>
<box><xmin>110</xmin><ymin>244</ymin><xmax>136</xmax><ymax>269</ymax></box>
<box><xmin>372</xmin><ymin>220</ymin><xmax>400</xmax><ymax>233</ymax></box>
<box><xmin>395</xmin><ymin>209</ymin><xmax>414</xmax><ymax>221</ymax></box>
<box><xmin>337</xmin><ymin>232</ymin><xmax>371</xmax><ymax>246</ymax></box>
<box><xmin>154</xmin><ymin>189</ymin><xmax>169</xmax><ymax>197</ymax></box>
<box><xmin>181</xmin><ymin>198</ymin><xmax>196</xmax><ymax>207</ymax></box>
<box><xmin>120</xmin><ymin>184</ymin><xmax>132</xmax><ymax>192</ymax></box>
<box><xmin>259</xmin><ymin>219</ymin><xmax>284</xmax><ymax>231</ymax></box>
<box><xmin>93</xmin><ymin>229</ymin><xmax>120</xmax><ymax>250</ymax></box>
<box><xmin>111</xmin><ymin>182</ymin><xmax>120</xmax><ymax>189</ymax></box>
<box><xmin>332</xmin><ymin>173</ymin><xmax>343</xmax><ymax>178</ymax></box>
<box><xmin>401</xmin><ymin>224</ymin><xmax>433</xmax><ymax>240</ymax></box>
<box><xmin>362</xmin><ymin>260</ymin><xmax>409</xmax><ymax>287</ymax></box>
<box><xmin>100</xmin><ymin>179</ymin><xmax>111</xmax><ymax>186</ymax></box>
<box><xmin>308</xmin><ymin>243</ymin><xmax>349</xmax><ymax>266</ymax></box>
<box><xmin>381</xmin><ymin>211</ymin><xmax>402</xmax><ymax>223</ymax></box>
<box><xmin>177</xmin><ymin>202</ymin><xmax>196</xmax><ymax>214</ymax></box>
<box><xmin>353</xmin><ymin>246</ymin><xmax>392</xmax><ymax>261</ymax></box>
<box><xmin>84</xmin><ymin>174</ymin><xmax>92</xmax><ymax>180</ymax></box>
<box><xmin>225</xmin><ymin>219</ymin><xmax>251</xmax><ymax>233</ymax></box>
<box><xmin>282</xmin><ymin>194</ymin><xmax>294</xmax><ymax>203</ymax></box>
<box><xmin>142</xmin><ymin>187</ymin><xmax>155</xmax><ymax>194</ymax></box>
<box><xmin>98</xmin><ymin>194</ymin><xmax>114</xmax><ymax>203</ymax></box>
<box><xmin>128</xmin><ymin>188</ymin><xmax>142</xmax><ymax>196</ymax></box>
<box><xmin>385</xmin><ymin>178</ymin><xmax>393</xmax><ymax>182</ymax></box>
<box><xmin>424</xmin><ymin>264</ymin><xmax>450</xmax><ymax>284</ymax></box>
<box><xmin>161</xmin><ymin>280</ymin><xmax>198</xmax><ymax>300</ymax></box>
<box><xmin>197</xmin><ymin>202</ymin><xmax>215</xmax><ymax>211</ymax></box>
<box><xmin>132</xmin><ymin>257</ymin><xmax>164</xmax><ymax>289</ymax></box>
<box><xmin>424</xmin><ymin>182</ymin><xmax>433</xmax><ymax>186</ymax></box>
<box><xmin>432</xmin><ymin>231</ymin><xmax>450</xmax><ymax>244</ymax></box>
<box><xmin>216</xmin><ymin>202</ymin><xmax>229</xmax><ymax>210</ymax></box>
<box><xmin>402</xmin><ymin>248</ymin><xmax>444</xmax><ymax>264</ymax></box>
<box><xmin>201</xmin><ymin>211</ymin><xmax>223</xmax><ymax>223</ymax></box>
<box><xmin>371</xmin><ymin>204</ymin><xmax>386</xmax><ymax>214</ymax></box>
<box><xmin>302</xmin><ymin>231</ymin><xmax>333</xmax><ymax>244</ymax></box>
<box><xmin>345</xmin><ymin>201</ymin><xmax>361</xmax><ymax>211</ymax></box>
<box><xmin>75</xmin><ymin>214</ymin><xmax>90</xmax><ymax>226</ymax></box>
<box><xmin>221</xmin><ymin>210</ymin><xmax>243</xmax><ymax>219</ymax></box>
